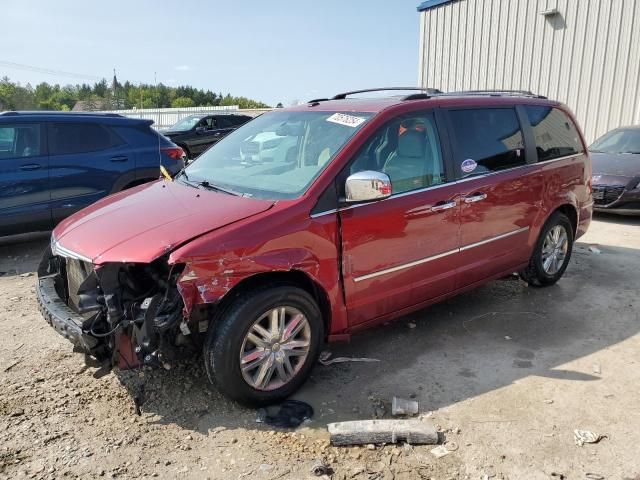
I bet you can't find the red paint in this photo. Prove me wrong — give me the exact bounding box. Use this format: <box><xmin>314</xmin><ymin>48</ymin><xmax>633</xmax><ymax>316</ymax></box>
<box><xmin>52</xmin><ymin>94</ymin><xmax>592</xmax><ymax>339</ymax></box>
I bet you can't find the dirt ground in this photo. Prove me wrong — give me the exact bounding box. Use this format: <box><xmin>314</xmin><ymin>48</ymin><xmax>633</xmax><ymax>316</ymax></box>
<box><xmin>1</xmin><ymin>214</ymin><xmax>639</xmax><ymax>480</ymax></box>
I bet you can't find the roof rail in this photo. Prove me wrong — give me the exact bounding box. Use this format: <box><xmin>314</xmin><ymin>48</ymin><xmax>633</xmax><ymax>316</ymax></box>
<box><xmin>332</xmin><ymin>87</ymin><xmax>441</xmax><ymax>100</ymax></box>
<box><xmin>439</xmin><ymin>89</ymin><xmax>547</xmax><ymax>99</ymax></box>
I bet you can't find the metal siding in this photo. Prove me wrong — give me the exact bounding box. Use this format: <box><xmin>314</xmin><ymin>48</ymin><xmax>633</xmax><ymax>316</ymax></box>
<box><xmin>418</xmin><ymin>0</ymin><xmax>640</xmax><ymax>142</ymax></box>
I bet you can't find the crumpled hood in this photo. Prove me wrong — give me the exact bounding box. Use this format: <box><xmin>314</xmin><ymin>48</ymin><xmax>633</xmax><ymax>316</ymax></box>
<box><xmin>53</xmin><ymin>180</ymin><xmax>274</xmax><ymax>264</ymax></box>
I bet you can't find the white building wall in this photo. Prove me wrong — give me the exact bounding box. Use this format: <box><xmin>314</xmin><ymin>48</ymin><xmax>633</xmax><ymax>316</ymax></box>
<box><xmin>418</xmin><ymin>0</ymin><xmax>640</xmax><ymax>143</ymax></box>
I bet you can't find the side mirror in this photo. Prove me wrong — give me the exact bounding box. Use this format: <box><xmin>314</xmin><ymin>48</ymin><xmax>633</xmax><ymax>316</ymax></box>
<box><xmin>345</xmin><ymin>170</ymin><xmax>392</xmax><ymax>203</ymax></box>
<box><xmin>195</xmin><ymin>126</ymin><xmax>206</xmax><ymax>134</ymax></box>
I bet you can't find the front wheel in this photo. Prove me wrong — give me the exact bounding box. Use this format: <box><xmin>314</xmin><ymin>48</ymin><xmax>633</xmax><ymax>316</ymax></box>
<box><xmin>519</xmin><ymin>212</ymin><xmax>574</xmax><ymax>287</ymax></box>
<box><xmin>204</xmin><ymin>285</ymin><xmax>323</xmax><ymax>406</ymax></box>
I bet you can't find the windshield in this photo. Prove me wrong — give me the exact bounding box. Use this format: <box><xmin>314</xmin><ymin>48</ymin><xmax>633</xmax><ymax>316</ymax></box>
<box><xmin>183</xmin><ymin>110</ymin><xmax>373</xmax><ymax>199</ymax></box>
<box><xmin>590</xmin><ymin>128</ymin><xmax>640</xmax><ymax>154</ymax></box>
<box><xmin>170</xmin><ymin>115</ymin><xmax>203</xmax><ymax>131</ymax></box>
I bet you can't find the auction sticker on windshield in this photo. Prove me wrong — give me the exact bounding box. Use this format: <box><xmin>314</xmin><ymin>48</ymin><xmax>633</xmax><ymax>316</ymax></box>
<box><xmin>326</xmin><ymin>113</ymin><xmax>366</xmax><ymax>128</ymax></box>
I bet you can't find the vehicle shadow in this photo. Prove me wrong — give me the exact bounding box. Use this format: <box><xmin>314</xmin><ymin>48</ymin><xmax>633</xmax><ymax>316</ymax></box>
<box><xmin>593</xmin><ymin>211</ymin><xmax>640</xmax><ymax>226</ymax></box>
<box><xmin>4</xmin><ymin>231</ymin><xmax>638</xmax><ymax>435</ymax></box>
<box><xmin>111</xmin><ymin>241</ymin><xmax>640</xmax><ymax>435</ymax></box>
<box><xmin>0</xmin><ymin>232</ymin><xmax>49</xmax><ymax>277</ymax></box>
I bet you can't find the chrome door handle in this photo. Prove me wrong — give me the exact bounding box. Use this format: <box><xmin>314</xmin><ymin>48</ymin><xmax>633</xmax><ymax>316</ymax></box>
<box><xmin>430</xmin><ymin>200</ymin><xmax>457</xmax><ymax>212</ymax></box>
<box><xmin>464</xmin><ymin>193</ymin><xmax>487</xmax><ymax>203</ymax></box>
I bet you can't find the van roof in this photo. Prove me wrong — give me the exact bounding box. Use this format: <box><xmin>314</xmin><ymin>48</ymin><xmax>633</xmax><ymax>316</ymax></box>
<box><xmin>286</xmin><ymin>88</ymin><xmax>559</xmax><ymax>113</ymax></box>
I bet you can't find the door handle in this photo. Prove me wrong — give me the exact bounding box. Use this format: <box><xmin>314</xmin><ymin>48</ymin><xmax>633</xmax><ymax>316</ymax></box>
<box><xmin>430</xmin><ymin>200</ymin><xmax>457</xmax><ymax>212</ymax></box>
<box><xmin>464</xmin><ymin>192</ymin><xmax>487</xmax><ymax>203</ymax></box>
<box><xmin>20</xmin><ymin>164</ymin><xmax>41</xmax><ymax>171</ymax></box>
<box><xmin>110</xmin><ymin>156</ymin><xmax>128</xmax><ymax>162</ymax></box>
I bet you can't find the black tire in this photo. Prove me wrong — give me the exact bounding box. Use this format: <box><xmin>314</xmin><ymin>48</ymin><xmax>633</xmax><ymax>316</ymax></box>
<box><xmin>204</xmin><ymin>285</ymin><xmax>324</xmax><ymax>407</ymax></box>
<box><xmin>519</xmin><ymin>212</ymin><xmax>574</xmax><ymax>287</ymax></box>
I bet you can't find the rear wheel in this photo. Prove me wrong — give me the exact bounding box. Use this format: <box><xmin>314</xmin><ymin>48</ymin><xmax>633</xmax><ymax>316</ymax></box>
<box><xmin>204</xmin><ymin>285</ymin><xmax>323</xmax><ymax>406</ymax></box>
<box><xmin>519</xmin><ymin>212</ymin><xmax>574</xmax><ymax>287</ymax></box>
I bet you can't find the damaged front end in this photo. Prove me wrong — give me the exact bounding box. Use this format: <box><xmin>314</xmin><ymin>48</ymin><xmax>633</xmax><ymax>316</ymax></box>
<box><xmin>36</xmin><ymin>244</ymin><xmax>199</xmax><ymax>375</ymax></box>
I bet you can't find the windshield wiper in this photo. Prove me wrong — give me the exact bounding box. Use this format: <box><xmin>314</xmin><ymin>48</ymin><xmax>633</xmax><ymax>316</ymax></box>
<box><xmin>195</xmin><ymin>180</ymin><xmax>241</xmax><ymax>196</ymax></box>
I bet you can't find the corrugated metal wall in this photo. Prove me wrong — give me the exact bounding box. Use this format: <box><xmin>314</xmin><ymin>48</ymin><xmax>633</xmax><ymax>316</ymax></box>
<box><xmin>418</xmin><ymin>0</ymin><xmax>640</xmax><ymax>143</ymax></box>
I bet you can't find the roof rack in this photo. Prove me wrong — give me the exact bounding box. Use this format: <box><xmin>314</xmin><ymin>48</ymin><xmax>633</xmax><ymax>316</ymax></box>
<box><xmin>331</xmin><ymin>87</ymin><xmax>441</xmax><ymax>100</ymax></box>
<box><xmin>438</xmin><ymin>89</ymin><xmax>547</xmax><ymax>99</ymax></box>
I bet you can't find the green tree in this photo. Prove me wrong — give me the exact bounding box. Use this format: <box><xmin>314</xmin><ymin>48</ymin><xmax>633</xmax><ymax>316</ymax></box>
<box><xmin>171</xmin><ymin>96</ymin><xmax>195</xmax><ymax>108</ymax></box>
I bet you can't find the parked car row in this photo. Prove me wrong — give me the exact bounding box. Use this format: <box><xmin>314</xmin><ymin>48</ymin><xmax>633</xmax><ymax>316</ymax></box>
<box><xmin>36</xmin><ymin>88</ymin><xmax>594</xmax><ymax>405</ymax></box>
<box><xmin>160</xmin><ymin>113</ymin><xmax>252</xmax><ymax>160</ymax></box>
<box><xmin>0</xmin><ymin>111</ymin><xmax>185</xmax><ymax>236</ymax></box>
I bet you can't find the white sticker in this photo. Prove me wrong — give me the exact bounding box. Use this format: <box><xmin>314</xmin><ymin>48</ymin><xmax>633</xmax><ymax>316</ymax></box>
<box><xmin>326</xmin><ymin>112</ymin><xmax>366</xmax><ymax>128</ymax></box>
<box><xmin>461</xmin><ymin>158</ymin><xmax>477</xmax><ymax>173</ymax></box>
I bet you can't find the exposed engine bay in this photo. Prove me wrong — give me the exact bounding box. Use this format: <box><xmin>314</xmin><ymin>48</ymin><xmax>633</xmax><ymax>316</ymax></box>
<box><xmin>37</xmin><ymin>247</ymin><xmax>205</xmax><ymax>376</ymax></box>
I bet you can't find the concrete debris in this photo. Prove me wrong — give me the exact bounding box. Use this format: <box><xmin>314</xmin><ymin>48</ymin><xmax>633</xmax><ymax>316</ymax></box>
<box><xmin>391</xmin><ymin>396</ymin><xmax>419</xmax><ymax>416</ymax></box>
<box><xmin>310</xmin><ymin>459</ymin><xmax>332</xmax><ymax>476</ymax></box>
<box><xmin>588</xmin><ymin>246</ymin><xmax>602</xmax><ymax>254</ymax></box>
<box><xmin>318</xmin><ymin>351</ymin><xmax>380</xmax><ymax>366</ymax></box>
<box><xmin>328</xmin><ymin>419</ymin><xmax>438</xmax><ymax>446</ymax></box>
<box><xmin>574</xmin><ymin>429</ymin><xmax>606</xmax><ymax>446</ymax></box>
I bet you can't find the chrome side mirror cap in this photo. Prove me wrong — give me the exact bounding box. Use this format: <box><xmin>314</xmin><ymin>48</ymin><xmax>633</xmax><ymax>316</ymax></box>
<box><xmin>345</xmin><ymin>170</ymin><xmax>392</xmax><ymax>203</ymax></box>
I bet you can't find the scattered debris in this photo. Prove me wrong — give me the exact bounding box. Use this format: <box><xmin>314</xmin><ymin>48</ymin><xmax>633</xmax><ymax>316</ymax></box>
<box><xmin>589</xmin><ymin>246</ymin><xmax>602</xmax><ymax>254</ymax></box>
<box><xmin>369</xmin><ymin>396</ymin><xmax>387</xmax><ymax>418</ymax></box>
<box><xmin>256</xmin><ymin>400</ymin><xmax>314</xmax><ymax>429</ymax></box>
<box><xmin>391</xmin><ymin>396</ymin><xmax>419</xmax><ymax>416</ymax></box>
<box><xmin>327</xmin><ymin>419</ymin><xmax>438</xmax><ymax>446</ymax></box>
<box><xmin>550</xmin><ymin>473</ymin><xmax>566</xmax><ymax>479</ymax></box>
<box><xmin>318</xmin><ymin>351</ymin><xmax>380</xmax><ymax>366</ymax></box>
<box><xmin>310</xmin><ymin>459</ymin><xmax>332</xmax><ymax>477</ymax></box>
<box><xmin>504</xmin><ymin>335</ymin><xmax>512</xmax><ymax>340</ymax></box>
<box><xmin>574</xmin><ymin>429</ymin><xmax>606</xmax><ymax>446</ymax></box>
<box><xmin>585</xmin><ymin>474</ymin><xmax>605</xmax><ymax>480</ymax></box>
<box><xmin>543</xmin><ymin>399</ymin><xmax>554</xmax><ymax>404</ymax></box>
<box><xmin>443</xmin><ymin>440</ymin><xmax>459</xmax><ymax>452</ymax></box>
<box><xmin>430</xmin><ymin>445</ymin><xmax>451</xmax><ymax>458</ymax></box>
<box><xmin>407</xmin><ymin>322</ymin><xmax>416</xmax><ymax>329</ymax></box>
<box><xmin>3</xmin><ymin>359</ymin><xmax>21</xmax><ymax>372</ymax></box>
<box><xmin>592</xmin><ymin>363</ymin><xmax>601</xmax><ymax>374</ymax></box>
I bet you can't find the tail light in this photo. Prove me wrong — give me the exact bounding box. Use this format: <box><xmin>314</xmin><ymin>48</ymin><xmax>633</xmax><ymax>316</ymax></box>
<box><xmin>161</xmin><ymin>146</ymin><xmax>185</xmax><ymax>160</ymax></box>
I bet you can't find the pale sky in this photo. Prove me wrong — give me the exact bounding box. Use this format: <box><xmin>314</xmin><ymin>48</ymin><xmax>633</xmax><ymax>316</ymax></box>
<box><xmin>1</xmin><ymin>0</ymin><xmax>423</xmax><ymax>106</ymax></box>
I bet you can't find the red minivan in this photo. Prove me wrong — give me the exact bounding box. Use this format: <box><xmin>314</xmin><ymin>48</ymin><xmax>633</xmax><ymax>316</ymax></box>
<box><xmin>37</xmin><ymin>89</ymin><xmax>592</xmax><ymax>405</ymax></box>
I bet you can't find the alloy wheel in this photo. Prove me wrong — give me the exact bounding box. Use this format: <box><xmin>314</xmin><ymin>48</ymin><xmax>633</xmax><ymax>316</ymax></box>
<box><xmin>541</xmin><ymin>225</ymin><xmax>569</xmax><ymax>275</ymax></box>
<box><xmin>239</xmin><ymin>306</ymin><xmax>311</xmax><ymax>391</ymax></box>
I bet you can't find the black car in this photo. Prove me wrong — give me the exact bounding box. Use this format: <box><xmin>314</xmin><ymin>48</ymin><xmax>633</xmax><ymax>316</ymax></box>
<box><xmin>589</xmin><ymin>125</ymin><xmax>640</xmax><ymax>216</ymax></box>
<box><xmin>161</xmin><ymin>113</ymin><xmax>252</xmax><ymax>159</ymax></box>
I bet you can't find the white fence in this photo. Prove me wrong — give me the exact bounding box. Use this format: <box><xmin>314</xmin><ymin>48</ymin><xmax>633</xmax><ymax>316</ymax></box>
<box><xmin>98</xmin><ymin>105</ymin><xmax>241</xmax><ymax>129</ymax></box>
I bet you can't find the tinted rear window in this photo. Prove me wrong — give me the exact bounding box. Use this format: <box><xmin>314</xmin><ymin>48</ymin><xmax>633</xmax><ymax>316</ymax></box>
<box><xmin>525</xmin><ymin>106</ymin><xmax>584</xmax><ymax>161</ymax></box>
<box><xmin>49</xmin><ymin>123</ymin><xmax>123</xmax><ymax>155</ymax></box>
<box><xmin>448</xmin><ymin>108</ymin><xmax>525</xmax><ymax>176</ymax></box>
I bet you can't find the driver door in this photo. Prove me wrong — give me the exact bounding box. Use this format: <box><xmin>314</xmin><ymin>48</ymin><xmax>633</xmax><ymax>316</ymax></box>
<box><xmin>339</xmin><ymin>111</ymin><xmax>461</xmax><ymax>326</ymax></box>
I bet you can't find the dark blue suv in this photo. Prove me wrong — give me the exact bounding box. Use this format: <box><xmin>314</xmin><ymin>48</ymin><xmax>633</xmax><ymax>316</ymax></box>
<box><xmin>0</xmin><ymin>111</ymin><xmax>184</xmax><ymax>236</ymax></box>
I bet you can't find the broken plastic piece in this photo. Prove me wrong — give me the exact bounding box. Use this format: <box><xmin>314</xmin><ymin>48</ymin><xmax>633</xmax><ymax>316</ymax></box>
<box><xmin>392</xmin><ymin>396</ymin><xmax>419</xmax><ymax>416</ymax></box>
<box><xmin>574</xmin><ymin>429</ymin><xmax>605</xmax><ymax>446</ymax></box>
<box><xmin>256</xmin><ymin>400</ymin><xmax>313</xmax><ymax>429</ymax></box>
<box><xmin>319</xmin><ymin>351</ymin><xmax>380</xmax><ymax>366</ymax></box>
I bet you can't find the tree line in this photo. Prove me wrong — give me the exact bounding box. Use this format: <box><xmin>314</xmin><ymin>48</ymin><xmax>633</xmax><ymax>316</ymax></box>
<box><xmin>0</xmin><ymin>76</ymin><xmax>270</xmax><ymax>111</ymax></box>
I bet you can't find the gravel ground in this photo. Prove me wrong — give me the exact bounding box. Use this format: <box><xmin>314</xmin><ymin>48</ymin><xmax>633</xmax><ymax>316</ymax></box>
<box><xmin>1</xmin><ymin>214</ymin><xmax>639</xmax><ymax>480</ymax></box>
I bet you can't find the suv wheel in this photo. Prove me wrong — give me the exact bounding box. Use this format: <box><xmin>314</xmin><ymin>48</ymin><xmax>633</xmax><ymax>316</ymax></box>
<box><xmin>204</xmin><ymin>285</ymin><xmax>323</xmax><ymax>406</ymax></box>
<box><xmin>519</xmin><ymin>212</ymin><xmax>574</xmax><ymax>287</ymax></box>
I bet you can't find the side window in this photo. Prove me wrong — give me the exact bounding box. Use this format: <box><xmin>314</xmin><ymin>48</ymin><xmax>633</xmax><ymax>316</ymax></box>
<box><xmin>525</xmin><ymin>106</ymin><xmax>584</xmax><ymax>161</ymax></box>
<box><xmin>347</xmin><ymin>113</ymin><xmax>445</xmax><ymax>195</ymax></box>
<box><xmin>0</xmin><ymin>123</ymin><xmax>41</xmax><ymax>159</ymax></box>
<box><xmin>217</xmin><ymin>117</ymin><xmax>234</xmax><ymax>129</ymax></box>
<box><xmin>49</xmin><ymin>123</ymin><xmax>122</xmax><ymax>155</ymax></box>
<box><xmin>448</xmin><ymin>108</ymin><xmax>525</xmax><ymax>176</ymax></box>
